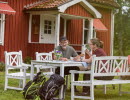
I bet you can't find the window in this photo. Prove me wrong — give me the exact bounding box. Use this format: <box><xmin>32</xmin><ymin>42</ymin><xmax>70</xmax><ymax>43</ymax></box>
<box><xmin>0</xmin><ymin>14</ymin><xmax>5</xmax><ymax>45</ymax></box>
<box><xmin>84</xmin><ymin>19</ymin><xmax>89</xmax><ymax>44</ymax></box>
<box><xmin>29</xmin><ymin>15</ymin><xmax>55</xmax><ymax>44</ymax></box>
<box><xmin>44</xmin><ymin>20</ymin><xmax>52</xmax><ymax>34</ymax></box>
<box><xmin>83</xmin><ymin>19</ymin><xmax>96</xmax><ymax>44</ymax></box>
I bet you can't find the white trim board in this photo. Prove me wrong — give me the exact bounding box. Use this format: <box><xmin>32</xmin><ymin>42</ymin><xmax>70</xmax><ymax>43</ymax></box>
<box><xmin>58</xmin><ymin>0</ymin><xmax>101</xmax><ymax>18</ymax></box>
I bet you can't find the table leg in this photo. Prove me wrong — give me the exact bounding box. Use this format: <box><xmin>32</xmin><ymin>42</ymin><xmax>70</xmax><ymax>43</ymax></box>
<box><xmin>30</xmin><ymin>62</ymin><xmax>34</xmax><ymax>80</ymax></box>
<box><xmin>59</xmin><ymin>63</ymin><xmax>64</xmax><ymax>100</ymax></box>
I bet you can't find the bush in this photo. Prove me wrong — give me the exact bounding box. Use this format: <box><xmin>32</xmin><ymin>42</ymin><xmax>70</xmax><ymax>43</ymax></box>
<box><xmin>0</xmin><ymin>62</ymin><xmax>5</xmax><ymax>71</ymax></box>
<box><xmin>24</xmin><ymin>56</ymin><xmax>32</xmax><ymax>64</ymax></box>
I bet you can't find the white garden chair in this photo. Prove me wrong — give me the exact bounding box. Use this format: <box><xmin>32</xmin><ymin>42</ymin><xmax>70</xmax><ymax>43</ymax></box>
<box><xmin>35</xmin><ymin>52</ymin><xmax>56</xmax><ymax>76</ymax></box>
<box><xmin>4</xmin><ymin>51</ymin><xmax>31</xmax><ymax>90</ymax></box>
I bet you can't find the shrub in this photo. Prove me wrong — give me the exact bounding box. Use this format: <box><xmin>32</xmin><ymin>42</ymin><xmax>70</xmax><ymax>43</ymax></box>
<box><xmin>24</xmin><ymin>56</ymin><xmax>32</xmax><ymax>64</ymax></box>
<box><xmin>0</xmin><ymin>62</ymin><xmax>5</xmax><ymax>72</ymax></box>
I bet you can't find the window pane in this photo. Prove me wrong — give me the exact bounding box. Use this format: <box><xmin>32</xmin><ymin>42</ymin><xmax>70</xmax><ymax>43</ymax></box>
<box><xmin>48</xmin><ymin>30</ymin><xmax>51</xmax><ymax>34</ymax></box>
<box><xmin>44</xmin><ymin>25</ymin><xmax>48</xmax><ymax>29</ymax></box>
<box><xmin>44</xmin><ymin>20</ymin><xmax>52</xmax><ymax>34</ymax></box>
<box><xmin>48</xmin><ymin>26</ymin><xmax>51</xmax><ymax>29</ymax></box>
<box><xmin>84</xmin><ymin>30</ymin><xmax>88</xmax><ymax>44</ymax></box>
<box><xmin>44</xmin><ymin>30</ymin><xmax>47</xmax><ymax>34</ymax></box>
<box><xmin>45</xmin><ymin>20</ymin><xmax>48</xmax><ymax>24</ymax></box>
<box><xmin>49</xmin><ymin>21</ymin><xmax>51</xmax><ymax>25</ymax></box>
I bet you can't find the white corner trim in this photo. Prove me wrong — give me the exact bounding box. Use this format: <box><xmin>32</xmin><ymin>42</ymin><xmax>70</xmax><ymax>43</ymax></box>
<box><xmin>110</xmin><ymin>10</ymin><xmax>115</xmax><ymax>56</ymax></box>
<box><xmin>58</xmin><ymin>0</ymin><xmax>101</xmax><ymax>18</ymax></box>
<box><xmin>28</xmin><ymin>14</ymin><xmax>32</xmax><ymax>43</ymax></box>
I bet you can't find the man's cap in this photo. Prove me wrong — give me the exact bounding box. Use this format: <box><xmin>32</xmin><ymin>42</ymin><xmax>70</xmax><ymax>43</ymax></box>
<box><xmin>60</xmin><ymin>36</ymin><xmax>67</xmax><ymax>41</ymax></box>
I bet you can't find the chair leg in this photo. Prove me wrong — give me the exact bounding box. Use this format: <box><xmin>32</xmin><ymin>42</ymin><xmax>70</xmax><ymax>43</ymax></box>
<box><xmin>119</xmin><ymin>84</ymin><xmax>122</xmax><ymax>96</ymax></box>
<box><xmin>90</xmin><ymin>85</ymin><xmax>94</xmax><ymax>100</ymax></box>
<box><xmin>37</xmin><ymin>67</ymin><xmax>40</xmax><ymax>73</ymax></box>
<box><xmin>66</xmin><ymin>75</ymin><xmax>69</xmax><ymax>89</ymax></box>
<box><xmin>23</xmin><ymin>78</ymin><xmax>26</xmax><ymax>89</ymax></box>
<box><xmin>71</xmin><ymin>83</ymin><xmax>74</xmax><ymax>100</ymax></box>
<box><xmin>103</xmin><ymin>85</ymin><xmax>106</xmax><ymax>94</ymax></box>
<box><xmin>4</xmin><ymin>77</ymin><xmax>8</xmax><ymax>90</ymax></box>
<box><xmin>19</xmin><ymin>79</ymin><xmax>23</xmax><ymax>88</ymax></box>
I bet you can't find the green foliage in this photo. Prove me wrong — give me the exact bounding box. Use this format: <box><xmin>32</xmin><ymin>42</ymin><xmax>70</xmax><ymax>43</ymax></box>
<box><xmin>0</xmin><ymin>62</ymin><xmax>5</xmax><ymax>71</ymax></box>
<box><xmin>23</xmin><ymin>56</ymin><xmax>32</xmax><ymax>64</ymax></box>
<box><xmin>114</xmin><ymin>0</ymin><xmax>130</xmax><ymax>56</ymax></box>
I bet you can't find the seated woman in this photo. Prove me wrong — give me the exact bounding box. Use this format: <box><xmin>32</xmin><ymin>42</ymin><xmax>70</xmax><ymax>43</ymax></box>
<box><xmin>74</xmin><ymin>38</ymin><xmax>114</xmax><ymax>96</ymax></box>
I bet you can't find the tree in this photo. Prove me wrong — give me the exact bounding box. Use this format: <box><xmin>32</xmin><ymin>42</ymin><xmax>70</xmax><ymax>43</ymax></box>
<box><xmin>114</xmin><ymin>0</ymin><xmax>130</xmax><ymax>56</ymax></box>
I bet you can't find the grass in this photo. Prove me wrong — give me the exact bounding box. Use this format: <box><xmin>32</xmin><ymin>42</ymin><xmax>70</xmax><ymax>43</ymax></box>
<box><xmin>0</xmin><ymin>72</ymin><xmax>130</xmax><ymax>100</ymax></box>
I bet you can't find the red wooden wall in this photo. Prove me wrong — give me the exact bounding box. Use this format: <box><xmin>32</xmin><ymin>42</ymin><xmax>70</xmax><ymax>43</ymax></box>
<box><xmin>0</xmin><ymin>0</ymin><xmax>112</xmax><ymax>62</ymax></box>
<box><xmin>0</xmin><ymin>0</ymin><xmax>39</xmax><ymax>61</ymax></box>
<box><xmin>94</xmin><ymin>7</ymin><xmax>112</xmax><ymax>56</ymax></box>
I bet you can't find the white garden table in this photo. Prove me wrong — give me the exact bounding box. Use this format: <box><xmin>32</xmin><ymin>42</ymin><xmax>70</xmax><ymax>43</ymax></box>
<box><xmin>31</xmin><ymin>60</ymin><xmax>83</xmax><ymax>100</ymax></box>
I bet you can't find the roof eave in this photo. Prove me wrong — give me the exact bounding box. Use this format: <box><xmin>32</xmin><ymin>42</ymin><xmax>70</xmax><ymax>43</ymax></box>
<box><xmin>24</xmin><ymin>7</ymin><xmax>58</xmax><ymax>11</ymax></box>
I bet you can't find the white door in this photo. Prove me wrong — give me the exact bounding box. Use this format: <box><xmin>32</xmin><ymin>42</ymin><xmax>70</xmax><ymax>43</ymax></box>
<box><xmin>40</xmin><ymin>15</ymin><xmax>55</xmax><ymax>44</ymax></box>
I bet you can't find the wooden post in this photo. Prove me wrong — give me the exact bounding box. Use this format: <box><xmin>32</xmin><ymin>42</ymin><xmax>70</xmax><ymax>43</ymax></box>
<box><xmin>55</xmin><ymin>13</ymin><xmax>60</xmax><ymax>47</ymax></box>
<box><xmin>89</xmin><ymin>18</ymin><xmax>94</xmax><ymax>39</ymax></box>
<box><xmin>64</xmin><ymin>19</ymin><xmax>67</xmax><ymax>37</ymax></box>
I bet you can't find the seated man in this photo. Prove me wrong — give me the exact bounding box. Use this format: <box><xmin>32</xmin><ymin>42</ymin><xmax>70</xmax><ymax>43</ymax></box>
<box><xmin>54</xmin><ymin>36</ymin><xmax>80</xmax><ymax>92</ymax></box>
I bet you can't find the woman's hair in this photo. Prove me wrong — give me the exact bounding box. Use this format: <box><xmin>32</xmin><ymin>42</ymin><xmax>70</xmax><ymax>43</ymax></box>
<box><xmin>90</xmin><ymin>38</ymin><xmax>104</xmax><ymax>48</ymax></box>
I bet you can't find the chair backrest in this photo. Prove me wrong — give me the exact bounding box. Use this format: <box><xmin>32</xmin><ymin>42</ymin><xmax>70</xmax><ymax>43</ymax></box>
<box><xmin>36</xmin><ymin>52</ymin><xmax>52</xmax><ymax>61</ymax></box>
<box><xmin>91</xmin><ymin>55</ymin><xmax>129</xmax><ymax>77</ymax></box>
<box><xmin>5</xmin><ymin>51</ymin><xmax>23</xmax><ymax>67</ymax></box>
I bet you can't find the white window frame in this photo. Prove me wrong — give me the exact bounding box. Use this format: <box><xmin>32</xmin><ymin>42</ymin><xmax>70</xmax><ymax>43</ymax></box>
<box><xmin>29</xmin><ymin>14</ymin><xmax>55</xmax><ymax>44</ymax></box>
<box><xmin>0</xmin><ymin>14</ymin><xmax>5</xmax><ymax>45</ymax></box>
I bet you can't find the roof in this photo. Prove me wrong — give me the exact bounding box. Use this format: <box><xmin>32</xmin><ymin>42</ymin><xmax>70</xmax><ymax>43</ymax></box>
<box><xmin>0</xmin><ymin>2</ymin><xmax>16</xmax><ymax>15</ymax></box>
<box><xmin>24</xmin><ymin>0</ymin><xmax>120</xmax><ymax>10</ymax></box>
<box><xmin>93</xmin><ymin>19</ymin><xmax>108</xmax><ymax>32</ymax></box>
<box><xmin>24</xmin><ymin>0</ymin><xmax>70</xmax><ymax>10</ymax></box>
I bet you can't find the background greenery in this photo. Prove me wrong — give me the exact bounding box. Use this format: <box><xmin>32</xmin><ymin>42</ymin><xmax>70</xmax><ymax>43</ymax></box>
<box><xmin>114</xmin><ymin>0</ymin><xmax>130</xmax><ymax>56</ymax></box>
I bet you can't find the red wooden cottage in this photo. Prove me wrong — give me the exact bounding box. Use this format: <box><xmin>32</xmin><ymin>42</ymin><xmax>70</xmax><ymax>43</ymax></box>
<box><xmin>0</xmin><ymin>0</ymin><xmax>119</xmax><ymax>61</ymax></box>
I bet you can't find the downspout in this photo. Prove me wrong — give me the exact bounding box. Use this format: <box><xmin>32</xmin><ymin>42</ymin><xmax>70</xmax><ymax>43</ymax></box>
<box><xmin>110</xmin><ymin>9</ymin><xmax>118</xmax><ymax>56</ymax></box>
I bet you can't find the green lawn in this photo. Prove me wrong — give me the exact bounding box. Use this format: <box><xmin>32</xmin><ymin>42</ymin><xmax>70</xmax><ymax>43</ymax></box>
<box><xmin>0</xmin><ymin>72</ymin><xmax>130</xmax><ymax>100</ymax></box>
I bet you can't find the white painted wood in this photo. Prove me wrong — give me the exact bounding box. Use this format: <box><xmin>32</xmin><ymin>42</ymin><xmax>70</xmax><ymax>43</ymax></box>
<box><xmin>0</xmin><ymin>14</ymin><xmax>5</xmax><ymax>45</ymax></box>
<box><xmin>89</xmin><ymin>18</ymin><xmax>94</xmax><ymax>39</ymax></box>
<box><xmin>55</xmin><ymin>13</ymin><xmax>60</xmax><ymax>47</ymax></box>
<box><xmin>28</xmin><ymin>14</ymin><xmax>32</xmax><ymax>43</ymax></box>
<box><xmin>110</xmin><ymin>10</ymin><xmax>115</xmax><ymax>56</ymax></box>
<box><xmin>58</xmin><ymin>0</ymin><xmax>101</xmax><ymax>18</ymax></box>
<box><xmin>35</xmin><ymin>52</ymin><xmax>56</xmax><ymax>76</ymax></box>
<box><xmin>40</xmin><ymin>15</ymin><xmax>55</xmax><ymax>43</ymax></box>
<box><xmin>1</xmin><ymin>14</ymin><xmax>5</xmax><ymax>45</ymax></box>
<box><xmin>4</xmin><ymin>51</ymin><xmax>31</xmax><ymax>90</ymax></box>
<box><xmin>70</xmin><ymin>56</ymin><xmax>130</xmax><ymax>100</ymax></box>
<box><xmin>63</xmin><ymin>19</ymin><xmax>67</xmax><ymax>37</ymax></box>
<box><xmin>61</xmin><ymin>13</ymin><xmax>90</xmax><ymax>19</ymax></box>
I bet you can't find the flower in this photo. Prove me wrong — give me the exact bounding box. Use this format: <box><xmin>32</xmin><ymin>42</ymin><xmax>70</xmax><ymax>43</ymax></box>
<box><xmin>54</xmin><ymin>50</ymin><xmax>62</xmax><ymax>60</ymax></box>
